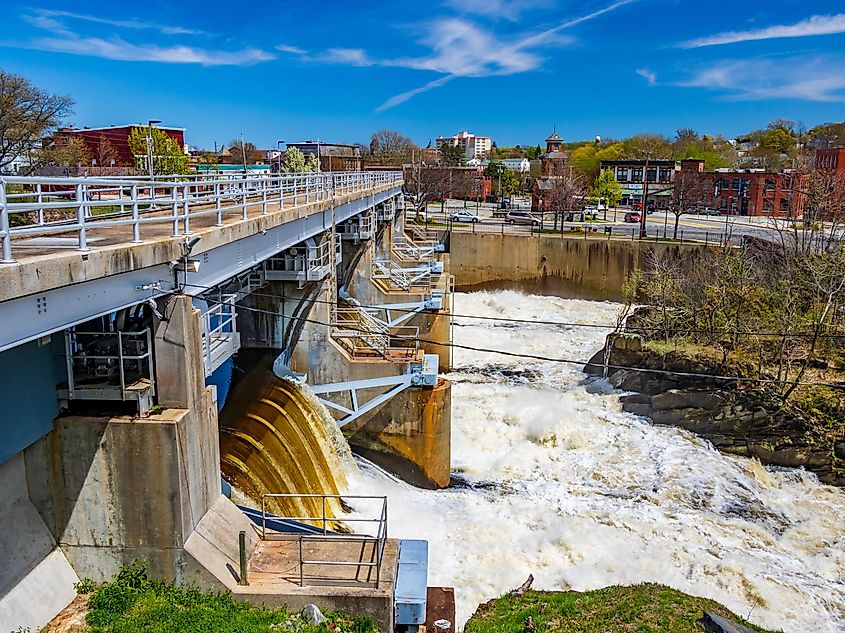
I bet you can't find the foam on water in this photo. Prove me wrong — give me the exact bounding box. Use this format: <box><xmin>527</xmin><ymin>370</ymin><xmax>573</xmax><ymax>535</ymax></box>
<box><xmin>346</xmin><ymin>290</ymin><xmax>845</xmax><ymax>632</ymax></box>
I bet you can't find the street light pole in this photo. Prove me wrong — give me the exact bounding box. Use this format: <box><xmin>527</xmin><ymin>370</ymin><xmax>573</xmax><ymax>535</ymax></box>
<box><xmin>276</xmin><ymin>140</ymin><xmax>285</xmax><ymax>173</ymax></box>
<box><xmin>146</xmin><ymin>119</ymin><xmax>161</xmax><ymax>180</ymax></box>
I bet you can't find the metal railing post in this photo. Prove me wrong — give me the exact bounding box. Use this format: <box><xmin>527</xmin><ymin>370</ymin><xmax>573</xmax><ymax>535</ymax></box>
<box><xmin>75</xmin><ymin>183</ymin><xmax>89</xmax><ymax>252</ymax></box>
<box><xmin>238</xmin><ymin>531</ymin><xmax>248</xmax><ymax>586</ymax></box>
<box><xmin>215</xmin><ymin>182</ymin><xmax>223</xmax><ymax>226</ymax></box>
<box><xmin>262</xmin><ymin>177</ymin><xmax>268</xmax><ymax>214</ymax></box>
<box><xmin>131</xmin><ymin>185</ymin><xmax>141</xmax><ymax>243</ymax></box>
<box><xmin>171</xmin><ymin>185</ymin><xmax>180</xmax><ymax>236</ymax></box>
<box><xmin>322</xmin><ymin>495</ymin><xmax>327</xmax><ymax>535</ymax></box>
<box><xmin>36</xmin><ymin>183</ymin><xmax>44</xmax><ymax>226</ymax></box>
<box><xmin>182</xmin><ymin>184</ymin><xmax>191</xmax><ymax>234</ymax></box>
<box><xmin>299</xmin><ymin>537</ymin><xmax>305</xmax><ymax>587</ymax></box>
<box><xmin>0</xmin><ymin>181</ymin><xmax>14</xmax><ymax>263</ymax></box>
<box><xmin>241</xmin><ymin>179</ymin><xmax>248</xmax><ymax>220</ymax></box>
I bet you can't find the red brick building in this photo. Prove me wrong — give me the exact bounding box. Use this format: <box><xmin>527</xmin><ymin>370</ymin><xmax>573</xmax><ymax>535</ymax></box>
<box><xmin>816</xmin><ymin>147</ymin><xmax>845</xmax><ymax>177</ymax></box>
<box><xmin>673</xmin><ymin>159</ymin><xmax>803</xmax><ymax>217</ymax></box>
<box><xmin>47</xmin><ymin>125</ymin><xmax>185</xmax><ymax>167</ymax></box>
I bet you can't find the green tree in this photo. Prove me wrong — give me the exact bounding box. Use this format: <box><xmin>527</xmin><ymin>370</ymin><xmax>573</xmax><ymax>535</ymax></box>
<box><xmin>280</xmin><ymin>146</ymin><xmax>319</xmax><ymax>172</ymax></box>
<box><xmin>127</xmin><ymin>126</ymin><xmax>188</xmax><ymax>175</ymax></box>
<box><xmin>760</xmin><ymin>127</ymin><xmax>794</xmax><ymax>154</ymax></box>
<box><xmin>0</xmin><ymin>70</ymin><xmax>74</xmax><ymax>171</ymax></box>
<box><xmin>590</xmin><ymin>168</ymin><xmax>622</xmax><ymax>207</ymax></box>
<box><xmin>37</xmin><ymin>137</ymin><xmax>91</xmax><ymax>169</ymax></box>
<box><xmin>440</xmin><ymin>144</ymin><xmax>465</xmax><ymax>166</ymax></box>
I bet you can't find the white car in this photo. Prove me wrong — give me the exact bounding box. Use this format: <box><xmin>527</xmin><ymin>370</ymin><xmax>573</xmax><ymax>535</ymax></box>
<box><xmin>449</xmin><ymin>211</ymin><xmax>480</xmax><ymax>223</ymax></box>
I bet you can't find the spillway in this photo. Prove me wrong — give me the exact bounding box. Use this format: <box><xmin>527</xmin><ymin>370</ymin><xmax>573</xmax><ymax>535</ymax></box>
<box><xmin>219</xmin><ymin>352</ymin><xmax>355</xmax><ymax>524</ymax></box>
<box><xmin>346</xmin><ymin>290</ymin><xmax>845</xmax><ymax>632</ymax></box>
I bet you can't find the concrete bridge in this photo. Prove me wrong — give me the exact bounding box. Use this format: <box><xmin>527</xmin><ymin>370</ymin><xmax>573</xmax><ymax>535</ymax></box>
<box><xmin>0</xmin><ymin>171</ymin><xmax>453</xmax><ymax>632</ymax></box>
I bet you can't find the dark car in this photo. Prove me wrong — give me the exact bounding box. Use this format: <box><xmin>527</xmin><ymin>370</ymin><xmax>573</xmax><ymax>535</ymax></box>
<box><xmin>624</xmin><ymin>211</ymin><xmax>641</xmax><ymax>223</ymax></box>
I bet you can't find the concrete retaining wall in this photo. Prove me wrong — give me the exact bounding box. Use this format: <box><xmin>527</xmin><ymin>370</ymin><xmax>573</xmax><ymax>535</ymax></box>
<box><xmin>450</xmin><ymin>232</ymin><xmax>707</xmax><ymax>301</ymax></box>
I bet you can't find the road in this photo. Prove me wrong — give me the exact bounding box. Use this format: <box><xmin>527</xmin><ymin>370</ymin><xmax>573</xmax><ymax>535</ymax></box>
<box><xmin>417</xmin><ymin>199</ymin><xmax>803</xmax><ymax>244</ymax></box>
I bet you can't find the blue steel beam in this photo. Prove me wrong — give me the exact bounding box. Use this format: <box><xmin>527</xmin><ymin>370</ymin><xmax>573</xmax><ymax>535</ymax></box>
<box><xmin>0</xmin><ymin>186</ymin><xmax>400</xmax><ymax>353</ymax></box>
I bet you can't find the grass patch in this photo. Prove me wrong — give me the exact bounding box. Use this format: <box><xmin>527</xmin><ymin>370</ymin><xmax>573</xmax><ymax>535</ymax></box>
<box><xmin>79</xmin><ymin>562</ymin><xmax>378</xmax><ymax>633</ymax></box>
<box><xmin>464</xmin><ymin>584</ymin><xmax>778</xmax><ymax>633</ymax></box>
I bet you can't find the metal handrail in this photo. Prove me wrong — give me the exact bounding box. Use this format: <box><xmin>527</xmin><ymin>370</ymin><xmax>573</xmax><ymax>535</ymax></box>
<box><xmin>65</xmin><ymin>329</ymin><xmax>155</xmax><ymax>398</ymax></box>
<box><xmin>259</xmin><ymin>493</ymin><xmax>389</xmax><ymax>588</ymax></box>
<box><xmin>0</xmin><ymin>171</ymin><xmax>402</xmax><ymax>263</ymax></box>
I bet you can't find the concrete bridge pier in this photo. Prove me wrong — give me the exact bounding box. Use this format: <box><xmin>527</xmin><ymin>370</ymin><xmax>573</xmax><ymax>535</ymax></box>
<box><xmin>22</xmin><ymin>294</ymin><xmax>257</xmax><ymax>590</ymax></box>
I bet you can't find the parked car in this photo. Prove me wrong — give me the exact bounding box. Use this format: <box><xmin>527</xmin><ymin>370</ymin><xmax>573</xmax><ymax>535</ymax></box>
<box><xmin>701</xmin><ymin>207</ymin><xmax>721</xmax><ymax>216</ymax></box>
<box><xmin>624</xmin><ymin>211</ymin><xmax>641</xmax><ymax>223</ymax></box>
<box><xmin>449</xmin><ymin>210</ymin><xmax>480</xmax><ymax>223</ymax></box>
<box><xmin>505</xmin><ymin>210</ymin><xmax>540</xmax><ymax>225</ymax></box>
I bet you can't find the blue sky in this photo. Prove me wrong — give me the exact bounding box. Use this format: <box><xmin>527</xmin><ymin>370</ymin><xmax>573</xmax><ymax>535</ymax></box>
<box><xmin>1</xmin><ymin>1</ymin><xmax>844</xmax><ymax>149</ymax></box>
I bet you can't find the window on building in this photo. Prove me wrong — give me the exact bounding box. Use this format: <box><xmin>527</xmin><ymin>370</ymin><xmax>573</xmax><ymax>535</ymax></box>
<box><xmin>632</xmin><ymin>168</ymin><xmax>643</xmax><ymax>182</ymax></box>
<box><xmin>730</xmin><ymin>178</ymin><xmax>740</xmax><ymax>190</ymax></box>
<box><xmin>658</xmin><ymin>168</ymin><xmax>672</xmax><ymax>182</ymax></box>
<box><xmin>763</xmin><ymin>199</ymin><xmax>774</xmax><ymax>213</ymax></box>
<box><xmin>719</xmin><ymin>197</ymin><xmax>728</xmax><ymax>209</ymax></box>
<box><xmin>646</xmin><ymin>168</ymin><xmax>657</xmax><ymax>182</ymax></box>
<box><xmin>780</xmin><ymin>198</ymin><xmax>791</xmax><ymax>213</ymax></box>
<box><xmin>764</xmin><ymin>178</ymin><xmax>775</xmax><ymax>194</ymax></box>
<box><xmin>617</xmin><ymin>167</ymin><xmax>629</xmax><ymax>182</ymax></box>
<box><xmin>730</xmin><ymin>198</ymin><xmax>738</xmax><ymax>211</ymax></box>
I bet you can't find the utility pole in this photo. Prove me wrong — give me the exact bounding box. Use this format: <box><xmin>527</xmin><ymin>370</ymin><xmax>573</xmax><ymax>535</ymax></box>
<box><xmin>240</xmin><ymin>132</ymin><xmax>248</xmax><ymax>172</ymax></box>
<box><xmin>639</xmin><ymin>156</ymin><xmax>650</xmax><ymax>239</ymax></box>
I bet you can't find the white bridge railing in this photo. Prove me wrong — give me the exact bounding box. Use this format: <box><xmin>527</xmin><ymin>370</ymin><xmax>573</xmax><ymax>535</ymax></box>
<box><xmin>0</xmin><ymin>171</ymin><xmax>401</xmax><ymax>263</ymax></box>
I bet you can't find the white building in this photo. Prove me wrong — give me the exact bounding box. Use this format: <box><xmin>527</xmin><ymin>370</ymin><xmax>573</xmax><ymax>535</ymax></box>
<box><xmin>499</xmin><ymin>158</ymin><xmax>531</xmax><ymax>173</ymax></box>
<box><xmin>436</xmin><ymin>131</ymin><xmax>492</xmax><ymax>160</ymax></box>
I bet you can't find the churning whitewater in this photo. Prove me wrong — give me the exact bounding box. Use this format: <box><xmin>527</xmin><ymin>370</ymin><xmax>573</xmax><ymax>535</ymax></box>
<box><xmin>347</xmin><ymin>290</ymin><xmax>845</xmax><ymax>632</ymax></box>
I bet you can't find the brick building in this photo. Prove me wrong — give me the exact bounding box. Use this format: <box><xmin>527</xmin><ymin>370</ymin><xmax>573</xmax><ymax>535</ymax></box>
<box><xmin>676</xmin><ymin>159</ymin><xmax>805</xmax><ymax>217</ymax></box>
<box><xmin>600</xmin><ymin>159</ymin><xmax>677</xmax><ymax>210</ymax></box>
<box><xmin>816</xmin><ymin>147</ymin><xmax>845</xmax><ymax>177</ymax></box>
<box><xmin>46</xmin><ymin>125</ymin><xmax>185</xmax><ymax>168</ymax></box>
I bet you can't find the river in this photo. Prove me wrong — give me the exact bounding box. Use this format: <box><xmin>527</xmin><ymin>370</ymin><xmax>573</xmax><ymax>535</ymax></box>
<box><xmin>346</xmin><ymin>290</ymin><xmax>845</xmax><ymax>632</ymax></box>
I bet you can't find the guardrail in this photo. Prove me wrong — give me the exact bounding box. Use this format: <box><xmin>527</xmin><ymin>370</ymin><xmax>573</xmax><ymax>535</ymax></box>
<box><xmin>0</xmin><ymin>171</ymin><xmax>401</xmax><ymax>263</ymax></box>
<box><xmin>259</xmin><ymin>493</ymin><xmax>388</xmax><ymax>588</ymax></box>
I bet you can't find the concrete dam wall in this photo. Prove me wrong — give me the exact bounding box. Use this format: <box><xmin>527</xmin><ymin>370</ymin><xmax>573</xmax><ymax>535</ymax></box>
<box><xmin>450</xmin><ymin>232</ymin><xmax>707</xmax><ymax>301</ymax></box>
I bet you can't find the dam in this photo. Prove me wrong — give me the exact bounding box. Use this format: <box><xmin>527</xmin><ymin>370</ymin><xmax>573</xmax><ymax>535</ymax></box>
<box><xmin>1</xmin><ymin>169</ymin><xmax>843</xmax><ymax>633</ymax></box>
<box><xmin>0</xmin><ymin>170</ymin><xmax>451</xmax><ymax>632</ymax></box>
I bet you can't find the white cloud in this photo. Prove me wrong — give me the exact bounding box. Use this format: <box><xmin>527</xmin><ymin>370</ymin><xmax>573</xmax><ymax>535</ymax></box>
<box><xmin>443</xmin><ymin>0</ymin><xmax>554</xmax><ymax>21</ymax></box>
<box><xmin>678</xmin><ymin>56</ymin><xmax>845</xmax><ymax>102</ymax></box>
<box><xmin>636</xmin><ymin>67</ymin><xmax>657</xmax><ymax>86</ymax></box>
<box><xmin>375</xmin><ymin>75</ymin><xmax>457</xmax><ymax>112</ymax></box>
<box><xmin>32</xmin><ymin>9</ymin><xmax>210</xmax><ymax>36</ymax></box>
<box><xmin>306</xmin><ymin>0</ymin><xmax>637</xmax><ymax>111</ymax></box>
<box><xmin>17</xmin><ymin>10</ymin><xmax>272</xmax><ymax>65</ymax></box>
<box><xmin>276</xmin><ymin>44</ymin><xmax>307</xmax><ymax>55</ymax></box>
<box><xmin>680</xmin><ymin>13</ymin><xmax>845</xmax><ymax>48</ymax></box>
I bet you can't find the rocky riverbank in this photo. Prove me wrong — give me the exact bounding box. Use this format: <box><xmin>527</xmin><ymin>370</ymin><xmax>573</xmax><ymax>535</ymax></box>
<box><xmin>587</xmin><ymin>333</ymin><xmax>845</xmax><ymax>487</ymax></box>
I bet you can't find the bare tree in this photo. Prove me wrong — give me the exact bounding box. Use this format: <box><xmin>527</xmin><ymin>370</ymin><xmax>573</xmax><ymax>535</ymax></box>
<box><xmin>671</xmin><ymin>170</ymin><xmax>708</xmax><ymax>239</ymax></box>
<box><xmin>369</xmin><ymin>129</ymin><xmax>416</xmax><ymax>165</ymax></box>
<box><xmin>0</xmin><ymin>70</ymin><xmax>73</xmax><ymax>170</ymax></box>
<box><xmin>94</xmin><ymin>135</ymin><xmax>118</xmax><ymax>168</ymax></box>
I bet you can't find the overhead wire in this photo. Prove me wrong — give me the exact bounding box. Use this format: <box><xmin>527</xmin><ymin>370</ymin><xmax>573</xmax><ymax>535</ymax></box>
<box><xmin>183</xmin><ymin>285</ymin><xmax>845</xmax><ymax>390</ymax></box>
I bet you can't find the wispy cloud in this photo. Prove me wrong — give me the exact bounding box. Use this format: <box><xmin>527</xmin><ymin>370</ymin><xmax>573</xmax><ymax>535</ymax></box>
<box><xmin>375</xmin><ymin>75</ymin><xmax>457</xmax><ymax>112</ymax></box>
<box><xmin>298</xmin><ymin>0</ymin><xmax>636</xmax><ymax>111</ymax></box>
<box><xmin>16</xmin><ymin>10</ymin><xmax>272</xmax><ymax>65</ymax></box>
<box><xmin>276</xmin><ymin>44</ymin><xmax>307</xmax><ymax>55</ymax></box>
<box><xmin>678</xmin><ymin>56</ymin><xmax>845</xmax><ymax>102</ymax></box>
<box><xmin>32</xmin><ymin>9</ymin><xmax>211</xmax><ymax>36</ymax></box>
<box><xmin>680</xmin><ymin>13</ymin><xmax>845</xmax><ymax>48</ymax></box>
<box><xmin>443</xmin><ymin>0</ymin><xmax>554</xmax><ymax>21</ymax></box>
<box><xmin>636</xmin><ymin>67</ymin><xmax>657</xmax><ymax>86</ymax></box>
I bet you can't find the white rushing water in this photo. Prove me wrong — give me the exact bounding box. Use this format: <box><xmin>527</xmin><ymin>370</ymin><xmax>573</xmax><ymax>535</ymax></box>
<box><xmin>346</xmin><ymin>290</ymin><xmax>845</xmax><ymax>632</ymax></box>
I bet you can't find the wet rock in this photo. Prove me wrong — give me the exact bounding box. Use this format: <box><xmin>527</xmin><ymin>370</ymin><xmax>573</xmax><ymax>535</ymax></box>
<box><xmin>698</xmin><ymin>611</ymin><xmax>757</xmax><ymax>633</ymax></box>
<box><xmin>301</xmin><ymin>604</ymin><xmax>326</xmax><ymax>625</ymax></box>
<box><xmin>651</xmin><ymin>390</ymin><xmax>724</xmax><ymax>411</ymax></box>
